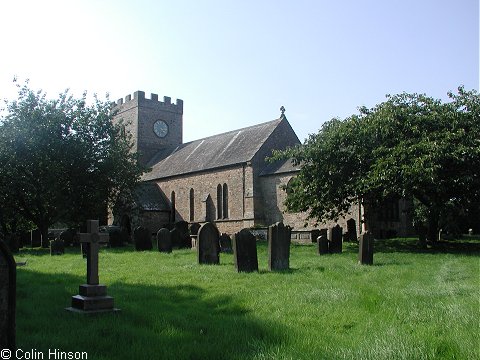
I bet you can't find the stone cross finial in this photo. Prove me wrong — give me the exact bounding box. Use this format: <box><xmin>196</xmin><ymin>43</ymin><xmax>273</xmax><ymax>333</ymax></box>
<box><xmin>78</xmin><ymin>220</ymin><xmax>109</xmax><ymax>285</ymax></box>
<box><xmin>280</xmin><ymin>106</ymin><xmax>285</xmax><ymax>116</ymax></box>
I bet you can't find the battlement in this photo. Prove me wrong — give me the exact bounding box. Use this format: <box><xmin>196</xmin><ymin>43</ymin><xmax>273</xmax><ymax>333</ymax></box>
<box><xmin>115</xmin><ymin>90</ymin><xmax>183</xmax><ymax>112</ymax></box>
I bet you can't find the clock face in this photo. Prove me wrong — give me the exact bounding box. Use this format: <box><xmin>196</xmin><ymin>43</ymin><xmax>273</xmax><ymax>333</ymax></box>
<box><xmin>153</xmin><ymin>120</ymin><xmax>168</xmax><ymax>138</ymax></box>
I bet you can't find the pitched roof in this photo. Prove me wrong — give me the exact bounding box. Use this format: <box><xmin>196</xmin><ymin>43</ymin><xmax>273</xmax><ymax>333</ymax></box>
<box><xmin>260</xmin><ymin>158</ymin><xmax>301</xmax><ymax>176</ymax></box>
<box><xmin>143</xmin><ymin>118</ymin><xmax>285</xmax><ymax>181</ymax></box>
<box><xmin>134</xmin><ymin>182</ymin><xmax>169</xmax><ymax>211</ymax></box>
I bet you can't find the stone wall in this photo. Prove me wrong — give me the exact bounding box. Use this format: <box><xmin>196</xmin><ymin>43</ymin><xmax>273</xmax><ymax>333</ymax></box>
<box><xmin>113</xmin><ymin>91</ymin><xmax>183</xmax><ymax>165</ymax></box>
<box><xmin>154</xmin><ymin>165</ymin><xmax>253</xmax><ymax>235</ymax></box>
<box><xmin>259</xmin><ymin>172</ymin><xmax>363</xmax><ymax>234</ymax></box>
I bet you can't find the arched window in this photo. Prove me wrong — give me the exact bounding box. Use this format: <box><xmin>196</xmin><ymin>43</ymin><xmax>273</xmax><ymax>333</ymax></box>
<box><xmin>216</xmin><ymin>184</ymin><xmax>223</xmax><ymax>219</ymax></box>
<box><xmin>171</xmin><ymin>191</ymin><xmax>176</xmax><ymax>223</ymax></box>
<box><xmin>222</xmin><ymin>183</ymin><xmax>229</xmax><ymax>219</ymax></box>
<box><xmin>189</xmin><ymin>188</ymin><xmax>195</xmax><ymax>222</ymax></box>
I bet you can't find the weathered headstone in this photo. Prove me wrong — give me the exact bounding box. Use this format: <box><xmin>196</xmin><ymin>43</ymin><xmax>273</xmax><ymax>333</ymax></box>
<box><xmin>219</xmin><ymin>233</ymin><xmax>233</xmax><ymax>253</ymax></box>
<box><xmin>157</xmin><ymin>228</ymin><xmax>172</xmax><ymax>253</ymax></box>
<box><xmin>170</xmin><ymin>228</ymin><xmax>181</xmax><ymax>249</ymax></box>
<box><xmin>134</xmin><ymin>226</ymin><xmax>152</xmax><ymax>251</ymax></box>
<box><xmin>0</xmin><ymin>240</ymin><xmax>16</xmax><ymax>349</ymax></box>
<box><xmin>346</xmin><ymin>219</ymin><xmax>357</xmax><ymax>242</ymax></box>
<box><xmin>232</xmin><ymin>229</ymin><xmax>258</xmax><ymax>272</ymax></box>
<box><xmin>189</xmin><ymin>222</ymin><xmax>201</xmax><ymax>236</ymax></box>
<box><xmin>268</xmin><ymin>222</ymin><xmax>291</xmax><ymax>271</ymax></box>
<box><xmin>317</xmin><ymin>229</ymin><xmax>329</xmax><ymax>255</ymax></box>
<box><xmin>108</xmin><ymin>229</ymin><xmax>124</xmax><ymax>248</ymax></box>
<box><xmin>358</xmin><ymin>231</ymin><xmax>374</xmax><ymax>265</ymax></box>
<box><xmin>175</xmin><ymin>221</ymin><xmax>191</xmax><ymax>248</ymax></box>
<box><xmin>311</xmin><ymin>229</ymin><xmax>320</xmax><ymax>243</ymax></box>
<box><xmin>329</xmin><ymin>225</ymin><xmax>343</xmax><ymax>253</ymax></box>
<box><xmin>197</xmin><ymin>222</ymin><xmax>220</xmax><ymax>265</ymax></box>
<box><xmin>66</xmin><ymin>220</ymin><xmax>119</xmax><ymax>313</ymax></box>
<box><xmin>59</xmin><ymin>229</ymin><xmax>75</xmax><ymax>247</ymax></box>
<box><xmin>50</xmin><ymin>238</ymin><xmax>65</xmax><ymax>255</ymax></box>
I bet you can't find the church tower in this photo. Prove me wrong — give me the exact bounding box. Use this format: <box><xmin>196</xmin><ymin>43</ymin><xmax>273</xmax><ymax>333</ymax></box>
<box><xmin>113</xmin><ymin>91</ymin><xmax>183</xmax><ymax>165</ymax></box>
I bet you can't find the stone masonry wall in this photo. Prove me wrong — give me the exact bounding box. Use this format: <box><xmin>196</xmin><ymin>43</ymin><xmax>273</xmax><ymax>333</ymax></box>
<box><xmin>154</xmin><ymin>165</ymin><xmax>252</xmax><ymax>235</ymax></box>
<box><xmin>259</xmin><ymin>172</ymin><xmax>362</xmax><ymax>235</ymax></box>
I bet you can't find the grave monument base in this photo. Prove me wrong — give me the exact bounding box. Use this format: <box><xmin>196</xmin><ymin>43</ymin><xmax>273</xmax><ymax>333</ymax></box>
<box><xmin>66</xmin><ymin>284</ymin><xmax>120</xmax><ymax>314</ymax></box>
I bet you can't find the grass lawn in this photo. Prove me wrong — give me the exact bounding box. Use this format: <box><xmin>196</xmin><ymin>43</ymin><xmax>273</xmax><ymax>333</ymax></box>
<box><xmin>14</xmin><ymin>238</ymin><xmax>479</xmax><ymax>360</ymax></box>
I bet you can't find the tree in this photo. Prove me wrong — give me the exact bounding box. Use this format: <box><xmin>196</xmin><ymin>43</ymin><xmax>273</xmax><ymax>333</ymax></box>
<box><xmin>272</xmin><ymin>86</ymin><xmax>480</xmax><ymax>241</ymax></box>
<box><xmin>0</xmin><ymin>81</ymin><xmax>145</xmax><ymax>246</ymax></box>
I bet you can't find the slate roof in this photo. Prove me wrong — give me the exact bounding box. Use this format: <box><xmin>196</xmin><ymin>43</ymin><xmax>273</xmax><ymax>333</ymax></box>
<box><xmin>143</xmin><ymin>118</ymin><xmax>285</xmax><ymax>181</ymax></box>
<box><xmin>134</xmin><ymin>182</ymin><xmax>169</xmax><ymax>211</ymax></box>
<box><xmin>260</xmin><ymin>158</ymin><xmax>301</xmax><ymax>176</ymax></box>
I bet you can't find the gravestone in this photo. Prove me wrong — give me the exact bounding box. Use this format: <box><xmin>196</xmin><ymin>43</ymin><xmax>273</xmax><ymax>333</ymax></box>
<box><xmin>108</xmin><ymin>229</ymin><xmax>123</xmax><ymax>248</ymax></box>
<box><xmin>157</xmin><ymin>228</ymin><xmax>172</xmax><ymax>253</ymax></box>
<box><xmin>66</xmin><ymin>220</ymin><xmax>119</xmax><ymax>313</ymax></box>
<box><xmin>358</xmin><ymin>231</ymin><xmax>374</xmax><ymax>265</ymax></box>
<box><xmin>232</xmin><ymin>229</ymin><xmax>258</xmax><ymax>272</ymax></box>
<box><xmin>311</xmin><ymin>229</ymin><xmax>320</xmax><ymax>243</ymax></box>
<box><xmin>170</xmin><ymin>228</ymin><xmax>181</xmax><ymax>249</ymax></box>
<box><xmin>197</xmin><ymin>222</ymin><xmax>220</xmax><ymax>265</ymax></box>
<box><xmin>59</xmin><ymin>229</ymin><xmax>75</xmax><ymax>247</ymax></box>
<box><xmin>317</xmin><ymin>229</ymin><xmax>329</xmax><ymax>255</ymax></box>
<box><xmin>0</xmin><ymin>240</ymin><xmax>16</xmax><ymax>349</ymax></box>
<box><xmin>50</xmin><ymin>238</ymin><xmax>65</xmax><ymax>255</ymax></box>
<box><xmin>134</xmin><ymin>226</ymin><xmax>152</xmax><ymax>251</ymax></box>
<box><xmin>329</xmin><ymin>225</ymin><xmax>343</xmax><ymax>253</ymax></box>
<box><xmin>175</xmin><ymin>221</ymin><xmax>191</xmax><ymax>248</ymax></box>
<box><xmin>189</xmin><ymin>222</ymin><xmax>201</xmax><ymax>236</ymax></box>
<box><xmin>268</xmin><ymin>222</ymin><xmax>291</xmax><ymax>271</ymax></box>
<box><xmin>346</xmin><ymin>219</ymin><xmax>357</xmax><ymax>242</ymax></box>
<box><xmin>219</xmin><ymin>233</ymin><xmax>233</xmax><ymax>253</ymax></box>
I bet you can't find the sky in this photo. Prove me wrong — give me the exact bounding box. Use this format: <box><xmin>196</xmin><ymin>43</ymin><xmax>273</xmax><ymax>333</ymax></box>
<box><xmin>0</xmin><ymin>0</ymin><xmax>478</xmax><ymax>143</ymax></box>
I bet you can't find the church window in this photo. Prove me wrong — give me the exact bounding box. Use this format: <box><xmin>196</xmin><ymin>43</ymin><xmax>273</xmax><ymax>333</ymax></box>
<box><xmin>222</xmin><ymin>183</ymin><xmax>229</xmax><ymax>219</ymax></box>
<box><xmin>217</xmin><ymin>184</ymin><xmax>223</xmax><ymax>219</ymax></box>
<box><xmin>171</xmin><ymin>191</ymin><xmax>176</xmax><ymax>223</ymax></box>
<box><xmin>189</xmin><ymin>188</ymin><xmax>195</xmax><ymax>221</ymax></box>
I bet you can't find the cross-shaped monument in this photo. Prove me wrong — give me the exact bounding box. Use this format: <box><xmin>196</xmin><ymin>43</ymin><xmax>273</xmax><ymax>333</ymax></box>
<box><xmin>79</xmin><ymin>220</ymin><xmax>109</xmax><ymax>285</ymax></box>
<box><xmin>66</xmin><ymin>220</ymin><xmax>120</xmax><ymax>314</ymax></box>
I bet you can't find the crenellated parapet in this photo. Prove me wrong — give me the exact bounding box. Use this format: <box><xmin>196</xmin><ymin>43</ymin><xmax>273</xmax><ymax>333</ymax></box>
<box><xmin>114</xmin><ymin>90</ymin><xmax>183</xmax><ymax>113</ymax></box>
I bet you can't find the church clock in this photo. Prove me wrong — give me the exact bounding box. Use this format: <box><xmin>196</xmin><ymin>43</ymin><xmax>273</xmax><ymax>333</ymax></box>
<box><xmin>153</xmin><ymin>120</ymin><xmax>169</xmax><ymax>138</ymax></box>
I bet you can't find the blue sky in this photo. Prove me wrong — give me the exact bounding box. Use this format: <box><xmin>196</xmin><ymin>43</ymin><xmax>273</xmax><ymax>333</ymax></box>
<box><xmin>0</xmin><ymin>0</ymin><xmax>478</xmax><ymax>142</ymax></box>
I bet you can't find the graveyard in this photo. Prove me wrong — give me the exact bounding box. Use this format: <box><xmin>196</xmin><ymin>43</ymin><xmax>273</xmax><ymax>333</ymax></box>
<box><xmin>9</xmin><ymin>234</ymin><xmax>480</xmax><ymax>360</ymax></box>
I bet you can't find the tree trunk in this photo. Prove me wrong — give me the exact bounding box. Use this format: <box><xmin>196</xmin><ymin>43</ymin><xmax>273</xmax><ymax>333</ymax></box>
<box><xmin>427</xmin><ymin>209</ymin><xmax>440</xmax><ymax>242</ymax></box>
<box><xmin>39</xmin><ymin>224</ymin><xmax>49</xmax><ymax>248</ymax></box>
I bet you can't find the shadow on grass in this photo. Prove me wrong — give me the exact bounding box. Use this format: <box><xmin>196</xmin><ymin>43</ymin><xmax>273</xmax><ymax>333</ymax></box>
<box><xmin>344</xmin><ymin>238</ymin><xmax>480</xmax><ymax>256</ymax></box>
<box><xmin>16</xmin><ymin>268</ymin><xmax>284</xmax><ymax>360</ymax></box>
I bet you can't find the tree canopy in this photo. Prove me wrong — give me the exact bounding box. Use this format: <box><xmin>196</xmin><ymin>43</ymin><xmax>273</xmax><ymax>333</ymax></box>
<box><xmin>0</xmin><ymin>82</ymin><xmax>145</xmax><ymax>245</ymax></box>
<box><xmin>272</xmin><ymin>86</ymin><xmax>480</xmax><ymax>241</ymax></box>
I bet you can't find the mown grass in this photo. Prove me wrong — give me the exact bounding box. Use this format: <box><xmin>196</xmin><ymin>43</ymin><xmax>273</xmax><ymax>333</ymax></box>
<box><xmin>15</xmin><ymin>238</ymin><xmax>480</xmax><ymax>360</ymax></box>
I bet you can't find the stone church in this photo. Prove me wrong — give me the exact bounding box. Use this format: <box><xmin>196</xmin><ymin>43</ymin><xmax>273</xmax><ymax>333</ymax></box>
<box><xmin>112</xmin><ymin>90</ymin><xmax>413</xmax><ymax>240</ymax></box>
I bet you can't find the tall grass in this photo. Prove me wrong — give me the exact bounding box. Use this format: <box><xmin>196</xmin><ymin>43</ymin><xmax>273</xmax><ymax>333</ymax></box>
<box><xmin>15</xmin><ymin>238</ymin><xmax>479</xmax><ymax>360</ymax></box>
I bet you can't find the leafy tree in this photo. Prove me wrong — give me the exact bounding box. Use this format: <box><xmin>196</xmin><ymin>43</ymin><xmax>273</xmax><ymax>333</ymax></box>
<box><xmin>0</xmin><ymin>81</ymin><xmax>145</xmax><ymax>246</ymax></box>
<box><xmin>272</xmin><ymin>86</ymin><xmax>480</xmax><ymax>241</ymax></box>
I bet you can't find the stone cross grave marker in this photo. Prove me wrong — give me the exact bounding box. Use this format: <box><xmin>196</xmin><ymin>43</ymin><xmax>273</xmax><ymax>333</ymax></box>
<box><xmin>157</xmin><ymin>228</ymin><xmax>172</xmax><ymax>253</ymax></box>
<box><xmin>232</xmin><ymin>229</ymin><xmax>258</xmax><ymax>272</ymax></box>
<box><xmin>317</xmin><ymin>229</ymin><xmax>329</xmax><ymax>255</ymax></box>
<box><xmin>329</xmin><ymin>225</ymin><xmax>343</xmax><ymax>253</ymax></box>
<box><xmin>358</xmin><ymin>231</ymin><xmax>374</xmax><ymax>265</ymax></box>
<box><xmin>0</xmin><ymin>240</ymin><xmax>16</xmax><ymax>349</ymax></box>
<box><xmin>197</xmin><ymin>222</ymin><xmax>220</xmax><ymax>265</ymax></box>
<box><xmin>66</xmin><ymin>220</ymin><xmax>119</xmax><ymax>313</ymax></box>
<box><xmin>80</xmin><ymin>220</ymin><xmax>109</xmax><ymax>285</ymax></box>
<box><xmin>268</xmin><ymin>222</ymin><xmax>292</xmax><ymax>271</ymax></box>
